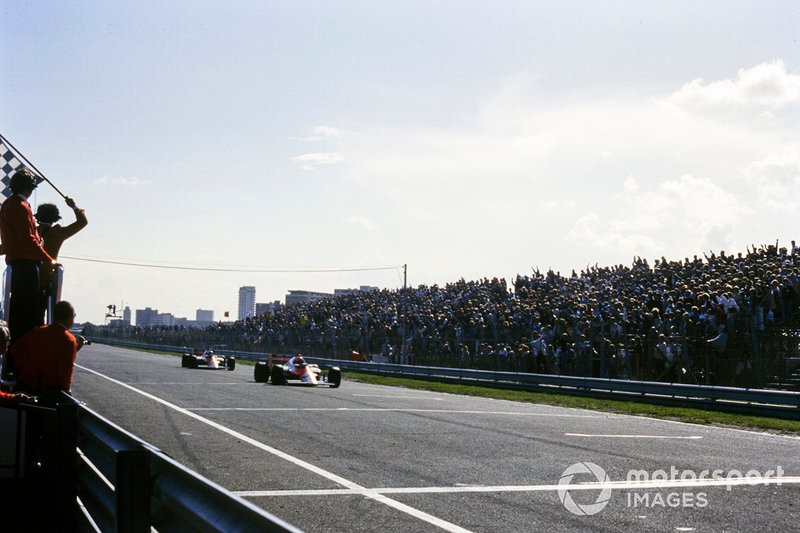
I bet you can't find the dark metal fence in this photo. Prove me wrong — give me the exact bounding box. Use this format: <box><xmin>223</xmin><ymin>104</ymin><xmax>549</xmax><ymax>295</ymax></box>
<box><xmin>0</xmin><ymin>393</ymin><xmax>302</xmax><ymax>533</ymax></box>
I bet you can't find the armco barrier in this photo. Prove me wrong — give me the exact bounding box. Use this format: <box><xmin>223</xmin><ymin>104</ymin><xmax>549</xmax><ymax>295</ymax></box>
<box><xmin>2</xmin><ymin>393</ymin><xmax>302</xmax><ymax>533</ymax></box>
<box><xmin>76</xmin><ymin>401</ymin><xmax>303</xmax><ymax>533</ymax></box>
<box><xmin>89</xmin><ymin>338</ymin><xmax>800</xmax><ymax>419</ymax></box>
<box><xmin>322</xmin><ymin>360</ymin><xmax>800</xmax><ymax>419</ymax></box>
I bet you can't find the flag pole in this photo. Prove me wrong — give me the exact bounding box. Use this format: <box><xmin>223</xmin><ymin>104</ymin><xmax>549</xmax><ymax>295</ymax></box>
<box><xmin>0</xmin><ymin>133</ymin><xmax>68</xmax><ymax>200</ymax></box>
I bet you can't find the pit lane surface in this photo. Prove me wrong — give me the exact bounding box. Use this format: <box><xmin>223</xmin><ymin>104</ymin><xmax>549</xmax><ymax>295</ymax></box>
<box><xmin>71</xmin><ymin>344</ymin><xmax>800</xmax><ymax>532</ymax></box>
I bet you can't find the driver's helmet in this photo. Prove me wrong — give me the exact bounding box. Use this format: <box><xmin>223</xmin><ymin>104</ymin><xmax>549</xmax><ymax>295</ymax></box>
<box><xmin>295</xmin><ymin>355</ymin><xmax>305</xmax><ymax>365</ymax></box>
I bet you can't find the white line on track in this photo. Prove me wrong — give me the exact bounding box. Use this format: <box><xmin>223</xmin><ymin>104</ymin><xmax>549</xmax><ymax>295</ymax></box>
<box><xmin>188</xmin><ymin>407</ymin><xmax>613</xmax><ymax>417</ymax></box>
<box><xmin>234</xmin><ymin>475</ymin><xmax>800</xmax><ymax>498</ymax></box>
<box><xmin>75</xmin><ymin>364</ymin><xmax>474</xmax><ymax>533</ymax></box>
<box><xmin>566</xmin><ymin>433</ymin><xmax>703</xmax><ymax>439</ymax></box>
<box><xmin>131</xmin><ymin>382</ymin><xmax>241</xmax><ymax>385</ymax></box>
<box><xmin>352</xmin><ymin>394</ymin><xmax>444</xmax><ymax>399</ymax></box>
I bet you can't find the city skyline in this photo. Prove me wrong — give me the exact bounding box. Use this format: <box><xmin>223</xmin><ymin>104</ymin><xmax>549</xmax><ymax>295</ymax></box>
<box><xmin>2</xmin><ymin>2</ymin><xmax>797</xmax><ymax>324</ymax></box>
<box><xmin>104</xmin><ymin>284</ymin><xmax>370</xmax><ymax>327</ymax></box>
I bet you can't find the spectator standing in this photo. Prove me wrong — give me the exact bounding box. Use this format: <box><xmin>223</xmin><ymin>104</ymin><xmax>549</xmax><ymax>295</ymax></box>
<box><xmin>0</xmin><ymin>170</ymin><xmax>55</xmax><ymax>346</ymax></box>
<box><xmin>34</xmin><ymin>197</ymin><xmax>88</xmax><ymax>286</ymax></box>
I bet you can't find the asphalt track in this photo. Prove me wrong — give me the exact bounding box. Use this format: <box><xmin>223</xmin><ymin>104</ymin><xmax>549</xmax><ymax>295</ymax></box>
<box><xmin>71</xmin><ymin>344</ymin><xmax>800</xmax><ymax>532</ymax></box>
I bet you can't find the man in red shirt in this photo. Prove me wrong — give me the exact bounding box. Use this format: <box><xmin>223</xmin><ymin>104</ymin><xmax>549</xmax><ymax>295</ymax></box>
<box><xmin>13</xmin><ymin>300</ymin><xmax>82</xmax><ymax>395</ymax></box>
<box><xmin>0</xmin><ymin>169</ymin><xmax>55</xmax><ymax>346</ymax></box>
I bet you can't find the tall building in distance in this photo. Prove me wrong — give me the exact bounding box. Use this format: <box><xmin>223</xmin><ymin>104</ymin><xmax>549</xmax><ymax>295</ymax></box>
<box><xmin>135</xmin><ymin>307</ymin><xmax>159</xmax><ymax>327</ymax></box>
<box><xmin>238</xmin><ymin>286</ymin><xmax>256</xmax><ymax>320</ymax></box>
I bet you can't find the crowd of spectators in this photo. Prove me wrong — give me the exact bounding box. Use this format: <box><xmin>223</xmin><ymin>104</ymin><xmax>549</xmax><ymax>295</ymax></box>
<box><xmin>90</xmin><ymin>240</ymin><xmax>800</xmax><ymax>386</ymax></box>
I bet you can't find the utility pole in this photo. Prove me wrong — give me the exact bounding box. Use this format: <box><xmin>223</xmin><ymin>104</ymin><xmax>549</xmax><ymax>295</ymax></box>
<box><xmin>400</xmin><ymin>264</ymin><xmax>407</xmax><ymax>362</ymax></box>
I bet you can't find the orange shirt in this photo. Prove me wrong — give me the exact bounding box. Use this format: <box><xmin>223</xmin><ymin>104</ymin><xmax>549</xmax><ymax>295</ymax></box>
<box><xmin>13</xmin><ymin>323</ymin><xmax>78</xmax><ymax>392</ymax></box>
<box><xmin>0</xmin><ymin>194</ymin><xmax>53</xmax><ymax>263</ymax></box>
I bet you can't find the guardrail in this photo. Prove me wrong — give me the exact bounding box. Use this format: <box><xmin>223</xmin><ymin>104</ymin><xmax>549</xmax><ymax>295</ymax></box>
<box><xmin>89</xmin><ymin>338</ymin><xmax>800</xmax><ymax>419</ymax></box>
<box><xmin>2</xmin><ymin>393</ymin><xmax>302</xmax><ymax>533</ymax></box>
<box><xmin>322</xmin><ymin>360</ymin><xmax>800</xmax><ymax>420</ymax></box>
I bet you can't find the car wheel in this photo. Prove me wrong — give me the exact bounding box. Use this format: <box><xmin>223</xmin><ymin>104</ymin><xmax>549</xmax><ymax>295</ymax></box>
<box><xmin>227</xmin><ymin>356</ymin><xmax>236</xmax><ymax>371</ymax></box>
<box><xmin>270</xmin><ymin>365</ymin><xmax>287</xmax><ymax>385</ymax></box>
<box><xmin>181</xmin><ymin>354</ymin><xmax>192</xmax><ymax>368</ymax></box>
<box><xmin>328</xmin><ymin>368</ymin><xmax>342</xmax><ymax>388</ymax></box>
<box><xmin>254</xmin><ymin>361</ymin><xmax>270</xmax><ymax>383</ymax></box>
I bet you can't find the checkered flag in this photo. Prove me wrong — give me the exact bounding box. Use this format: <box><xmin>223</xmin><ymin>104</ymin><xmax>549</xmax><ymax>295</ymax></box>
<box><xmin>0</xmin><ymin>138</ymin><xmax>43</xmax><ymax>199</ymax></box>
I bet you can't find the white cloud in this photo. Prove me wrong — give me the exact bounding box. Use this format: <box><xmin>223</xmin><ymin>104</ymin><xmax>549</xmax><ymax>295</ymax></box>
<box><xmin>292</xmin><ymin>126</ymin><xmax>342</xmax><ymax>142</ymax></box>
<box><xmin>569</xmin><ymin>174</ymin><xmax>749</xmax><ymax>258</ymax></box>
<box><xmin>570</xmin><ymin>212</ymin><xmax>661</xmax><ymax>253</ymax></box>
<box><xmin>743</xmin><ymin>146</ymin><xmax>800</xmax><ymax>210</ymax></box>
<box><xmin>291</xmin><ymin>152</ymin><xmax>345</xmax><ymax>170</ymax></box>
<box><xmin>329</xmin><ymin>61</ymin><xmax>794</xmax><ymax>272</ymax></box>
<box><xmin>668</xmin><ymin>60</ymin><xmax>800</xmax><ymax>109</ymax></box>
<box><xmin>93</xmin><ymin>176</ymin><xmax>151</xmax><ymax>186</ymax></box>
<box><xmin>313</xmin><ymin>126</ymin><xmax>340</xmax><ymax>138</ymax></box>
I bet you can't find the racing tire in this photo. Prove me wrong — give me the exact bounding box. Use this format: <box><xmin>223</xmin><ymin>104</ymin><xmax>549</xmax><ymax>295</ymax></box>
<box><xmin>254</xmin><ymin>361</ymin><xmax>270</xmax><ymax>383</ymax></box>
<box><xmin>226</xmin><ymin>356</ymin><xmax>236</xmax><ymax>371</ymax></box>
<box><xmin>181</xmin><ymin>354</ymin><xmax>197</xmax><ymax>368</ymax></box>
<box><xmin>328</xmin><ymin>367</ymin><xmax>342</xmax><ymax>388</ymax></box>
<box><xmin>270</xmin><ymin>365</ymin><xmax>287</xmax><ymax>385</ymax></box>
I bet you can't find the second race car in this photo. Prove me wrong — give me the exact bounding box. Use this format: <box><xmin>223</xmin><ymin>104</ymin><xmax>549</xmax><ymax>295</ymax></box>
<box><xmin>181</xmin><ymin>348</ymin><xmax>236</xmax><ymax>371</ymax></box>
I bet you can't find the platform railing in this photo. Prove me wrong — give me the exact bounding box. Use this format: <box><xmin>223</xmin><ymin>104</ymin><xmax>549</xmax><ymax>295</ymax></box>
<box><xmin>1</xmin><ymin>393</ymin><xmax>303</xmax><ymax>533</ymax></box>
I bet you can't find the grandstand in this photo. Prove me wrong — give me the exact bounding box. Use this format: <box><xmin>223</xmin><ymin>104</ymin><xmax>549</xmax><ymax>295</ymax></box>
<box><xmin>88</xmin><ymin>241</ymin><xmax>800</xmax><ymax>389</ymax></box>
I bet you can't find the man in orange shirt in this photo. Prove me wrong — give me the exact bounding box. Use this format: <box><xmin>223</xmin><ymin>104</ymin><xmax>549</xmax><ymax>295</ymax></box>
<box><xmin>13</xmin><ymin>300</ymin><xmax>83</xmax><ymax>395</ymax></box>
<box><xmin>0</xmin><ymin>169</ymin><xmax>55</xmax><ymax>346</ymax></box>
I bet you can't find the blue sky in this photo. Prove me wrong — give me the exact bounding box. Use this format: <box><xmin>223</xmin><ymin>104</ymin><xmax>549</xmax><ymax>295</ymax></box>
<box><xmin>1</xmin><ymin>1</ymin><xmax>798</xmax><ymax>324</ymax></box>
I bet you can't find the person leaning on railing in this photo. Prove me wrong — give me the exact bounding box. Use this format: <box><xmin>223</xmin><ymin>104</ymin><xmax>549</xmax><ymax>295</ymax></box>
<box><xmin>11</xmin><ymin>300</ymin><xmax>85</xmax><ymax>399</ymax></box>
<box><xmin>0</xmin><ymin>380</ymin><xmax>34</xmax><ymax>404</ymax></box>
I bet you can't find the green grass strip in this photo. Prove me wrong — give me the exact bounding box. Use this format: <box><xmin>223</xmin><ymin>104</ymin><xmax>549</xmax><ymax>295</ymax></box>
<box><xmin>345</xmin><ymin>371</ymin><xmax>800</xmax><ymax>435</ymax></box>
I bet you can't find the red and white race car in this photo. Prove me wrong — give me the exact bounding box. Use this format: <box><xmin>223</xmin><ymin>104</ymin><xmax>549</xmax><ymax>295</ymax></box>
<box><xmin>254</xmin><ymin>354</ymin><xmax>341</xmax><ymax>387</ymax></box>
<box><xmin>181</xmin><ymin>348</ymin><xmax>236</xmax><ymax>371</ymax></box>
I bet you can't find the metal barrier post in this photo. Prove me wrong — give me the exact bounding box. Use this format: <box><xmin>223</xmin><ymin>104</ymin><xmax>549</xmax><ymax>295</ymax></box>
<box><xmin>56</xmin><ymin>396</ymin><xmax>79</xmax><ymax>532</ymax></box>
<box><xmin>116</xmin><ymin>448</ymin><xmax>151</xmax><ymax>533</ymax></box>
<box><xmin>45</xmin><ymin>263</ymin><xmax>64</xmax><ymax>325</ymax></box>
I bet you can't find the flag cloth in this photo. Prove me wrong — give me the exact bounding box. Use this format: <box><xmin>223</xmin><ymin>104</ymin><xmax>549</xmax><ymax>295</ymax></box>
<box><xmin>0</xmin><ymin>138</ymin><xmax>43</xmax><ymax>199</ymax></box>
